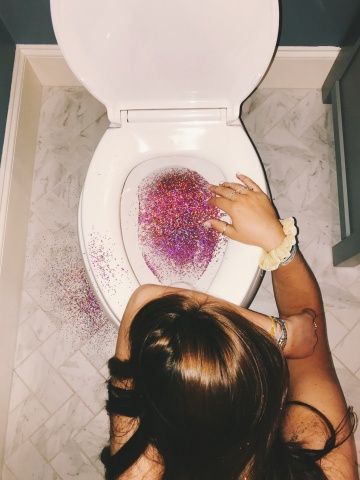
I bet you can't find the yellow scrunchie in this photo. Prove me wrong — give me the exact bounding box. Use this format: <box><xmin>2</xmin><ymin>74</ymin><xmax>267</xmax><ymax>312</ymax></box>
<box><xmin>259</xmin><ymin>218</ymin><xmax>298</xmax><ymax>271</ymax></box>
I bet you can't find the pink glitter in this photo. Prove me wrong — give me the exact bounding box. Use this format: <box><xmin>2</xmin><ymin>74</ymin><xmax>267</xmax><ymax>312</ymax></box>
<box><xmin>138</xmin><ymin>167</ymin><xmax>224</xmax><ymax>282</ymax></box>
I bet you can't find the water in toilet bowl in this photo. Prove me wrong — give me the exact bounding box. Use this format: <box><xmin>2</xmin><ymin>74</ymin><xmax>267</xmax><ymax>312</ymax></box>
<box><xmin>121</xmin><ymin>156</ymin><xmax>228</xmax><ymax>290</ymax></box>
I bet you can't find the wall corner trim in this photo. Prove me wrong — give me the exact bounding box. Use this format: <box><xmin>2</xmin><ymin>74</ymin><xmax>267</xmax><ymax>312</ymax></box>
<box><xmin>0</xmin><ymin>45</ymin><xmax>43</xmax><ymax>471</ymax></box>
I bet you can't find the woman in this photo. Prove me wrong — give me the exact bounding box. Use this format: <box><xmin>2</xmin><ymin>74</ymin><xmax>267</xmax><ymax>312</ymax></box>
<box><xmin>101</xmin><ymin>174</ymin><xmax>358</xmax><ymax>479</ymax></box>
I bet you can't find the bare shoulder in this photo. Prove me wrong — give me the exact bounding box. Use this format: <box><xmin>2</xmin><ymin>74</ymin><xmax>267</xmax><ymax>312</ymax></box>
<box><xmin>282</xmin><ymin>390</ymin><xmax>359</xmax><ymax>479</ymax></box>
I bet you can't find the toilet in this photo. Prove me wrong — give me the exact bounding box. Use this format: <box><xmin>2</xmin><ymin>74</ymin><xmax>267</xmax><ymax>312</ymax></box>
<box><xmin>50</xmin><ymin>0</ymin><xmax>279</xmax><ymax>326</ymax></box>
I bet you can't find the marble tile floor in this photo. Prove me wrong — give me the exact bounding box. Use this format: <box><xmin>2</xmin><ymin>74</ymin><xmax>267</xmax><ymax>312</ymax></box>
<box><xmin>2</xmin><ymin>87</ymin><xmax>360</xmax><ymax>479</ymax></box>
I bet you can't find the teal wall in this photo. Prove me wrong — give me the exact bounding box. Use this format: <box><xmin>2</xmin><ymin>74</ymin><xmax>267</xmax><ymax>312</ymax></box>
<box><xmin>0</xmin><ymin>0</ymin><xmax>359</xmax><ymax>46</ymax></box>
<box><xmin>0</xmin><ymin>17</ymin><xmax>15</xmax><ymax>160</ymax></box>
<box><xmin>280</xmin><ymin>0</ymin><xmax>360</xmax><ymax>46</ymax></box>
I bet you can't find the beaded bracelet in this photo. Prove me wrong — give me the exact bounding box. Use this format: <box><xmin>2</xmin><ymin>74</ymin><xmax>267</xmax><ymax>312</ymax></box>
<box><xmin>259</xmin><ymin>217</ymin><xmax>298</xmax><ymax>271</ymax></box>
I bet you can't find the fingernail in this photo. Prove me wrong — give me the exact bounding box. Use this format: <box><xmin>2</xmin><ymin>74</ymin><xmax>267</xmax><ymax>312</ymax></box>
<box><xmin>236</xmin><ymin>172</ymin><xmax>244</xmax><ymax>178</ymax></box>
<box><xmin>203</xmin><ymin>220</ymin><xmax>212</xmax><ymax>228</ymax></box>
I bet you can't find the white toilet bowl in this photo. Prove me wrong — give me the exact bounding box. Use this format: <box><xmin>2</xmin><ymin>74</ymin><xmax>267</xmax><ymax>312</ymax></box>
<box><xmin>51</xmin><ymin>0</ymin><xmax>279</xmax><ymax>326</ymax></box>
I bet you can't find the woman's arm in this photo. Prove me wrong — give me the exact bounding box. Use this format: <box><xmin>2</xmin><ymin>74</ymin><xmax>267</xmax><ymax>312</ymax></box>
<box><xmin>208</xmin><ymin>174</ymin><xmax>358</xmax><ymax>479</ymax></box>
<box><xmin>272</xmin><ymin>251</ymin><xmax>358</xmax><ymax>479</ymax></box>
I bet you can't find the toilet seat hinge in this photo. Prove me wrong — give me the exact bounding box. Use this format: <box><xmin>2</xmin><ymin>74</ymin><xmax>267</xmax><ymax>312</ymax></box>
<box><xmin>125</xmin><ymin>108</ymin><xmax>228</xmax><ymax>124</ymax></box>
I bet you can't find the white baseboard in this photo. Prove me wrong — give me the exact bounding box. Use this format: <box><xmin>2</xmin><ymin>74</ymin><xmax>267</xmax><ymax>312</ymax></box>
<box><xmin>19</xmin><ymin>44</ymin><xmax>340</xmax><ymax>90</ymax></box>
<box><xmin>0</xmin><ymin>47</ymin><xmax>43</xmax><ymax>470</ymax></box>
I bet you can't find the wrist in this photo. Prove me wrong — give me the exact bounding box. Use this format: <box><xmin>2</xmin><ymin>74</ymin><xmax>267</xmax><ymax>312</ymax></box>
<box><xmin>259</xmin><ymin>218</ymin><xmax>298</xmax><ymax>272</ymax></box>
<box><xmin>260</xmin><ymin>221</ymin><xmax>286</xmax><ymax>252</ymax></box>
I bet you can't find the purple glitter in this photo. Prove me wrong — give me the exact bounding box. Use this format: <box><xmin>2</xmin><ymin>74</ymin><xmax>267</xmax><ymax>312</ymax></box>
<box><xmin>29</xmin><ymin>227</ymin><xmax>108</xmax><ymax>340</ymax></box>
<box><xmin>138</xmin><ymin>167</ymin><xmax>224</xmax><ymax>282</ymax></box>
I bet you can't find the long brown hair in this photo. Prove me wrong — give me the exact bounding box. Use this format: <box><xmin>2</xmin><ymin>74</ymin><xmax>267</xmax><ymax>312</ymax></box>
<box><xmin>102</xmin><ymin>293</ymin><xmax>356</xmax><ymax>480</ymax></box>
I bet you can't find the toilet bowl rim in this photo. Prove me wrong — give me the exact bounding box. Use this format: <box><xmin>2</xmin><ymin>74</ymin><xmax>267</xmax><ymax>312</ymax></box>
<box><xmin>79</xmin><ymin>123</ymin><xmax>265</xmax><ymax>326</ymax></box>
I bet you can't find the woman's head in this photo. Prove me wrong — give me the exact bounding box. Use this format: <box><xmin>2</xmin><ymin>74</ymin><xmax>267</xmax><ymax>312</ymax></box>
<box><xmin>127</xmin><ymin>293</ymin><xmax>289</xmax><ymax>478</ymax></box>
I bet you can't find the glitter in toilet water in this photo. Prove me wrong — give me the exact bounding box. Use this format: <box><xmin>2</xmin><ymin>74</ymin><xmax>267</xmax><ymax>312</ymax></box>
<box><xmin>138</xmin><ymin>167</ymin><xmax>225</xmax><ymax>282</ymax></box>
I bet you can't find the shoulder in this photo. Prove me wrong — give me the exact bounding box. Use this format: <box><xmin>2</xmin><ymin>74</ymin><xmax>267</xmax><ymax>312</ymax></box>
<box><xmin>282</xmin><ymin>401</ymin><xmax>359</xmax><ymax>480</ymax></box>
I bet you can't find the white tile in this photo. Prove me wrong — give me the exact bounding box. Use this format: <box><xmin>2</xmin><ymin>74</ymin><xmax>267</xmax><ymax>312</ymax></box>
<box><xmin>99</xmin><ymin>364</ymin><xmax>109</xmax><ymax>379</ymax></box>
<box><xmin>39</xmin><ymin>87</ymin><xmax>106</xmax><ymax>138</ymax></box>
<box><xmin>334</xmin><ymin>323</ymin><xmax>360</xmax><ymax>374</ymax></box>
<box><xmin>241</xmin><ymin>89</ymin><xmax>274</xmax><ymax>116</ymax></box>
<box><xmin>283</xmin><ymin>90</ymin><xmax>325</xmax><ymax>138</ymax></box>
<box><xmin>331</xmin><ymin>306</ymin><xmax>359</xmax><ymax>331</ymax></box>
<box><xmin>16</xmin><ymin>351</ymin><xmax>73</xmax><ymax>413</ymax></box>
<box><xmin>250</xmin><ymin>285</ymin><xmax>279</xmax><ymax>317</ymax></box>
<box><xmin>23</xmin><ymin>218</ymin><xmax>56</xmax><ymax>282</ymax></box>
<box><xmin>332</xmin><ymin>356</ymin><xmax>360</xmax><ymax>459</ymax></box>
<box><xmin>257</xmin><ymin>143</ymin><xmax>313</xmax><ymax>197</ymax></box>
<box><xmin>326</xmin><ymin>311</ymin><xmax>349</xmax><ymax>350</ymax></box>
<box><xmin>2</xmin><ymin>465</ymin><xmax>17</xmax><ymax>480</ymax></box>
<box><xmin>263</xmin><ymin>121</ymin><xmax>314</xmax><ymax>153</ymax></box>
<box><xmin>40</xmin><ymin>327</ymin><xmax>87</xmax><ymax>369</ymax></box>
<box><xmin>14</xmin><ymin>321</ymin><xmax>42</xmax><ymax>367</ymax></box>
<box><xmin>8</xmin><ymin>372</ymin><xmax>30</xmax><ymax>412</ymax></box>
<box><xmin>301</xmin><ymin>230</ymin><xmax>334</xmax><ymax>281</ymax></box>
<box><xmin>75</xmin><ymin>410</ymin><xmax>108</xmax><ymax>471</ymax></box>
<box><xmin>28</xmin><ymin>308</ymin><xmax>57</xmax><ymax>342</ymax></box>
<box><xmin>59</xmin><ymin>352</ymin><xmax>107</xmax><ymax>414</ymax></box>
<box><xmin>52</xmin><ymin>167</ymin><xmax>86</xmax><ymax>209</ymax></box>
<box><xmin>301</xmin><ymin>109</ymin><xmax>335</xmax><ymax>161</ymax></box>
<box><xmin>31</xmin><ymin>395</ymin><xmax>93</xmax><ymax>461</ymax></box>
<box><xmin>25</xmin><ymin>268</ymin><xmax>67</xmax><ymax>318</ymax></box>
<box><xmin>31</xmin><ymin>153</ymin><xmax>67</xmax><ymax>204</ymax></box>
<box><xmin>321</xmin><ymin>279</ymin><xmax>360</xmax><ymax>313</ymax></box>
<box><xmin>244</xmin><ymin>90</ymin><xmax>300</xmax><ymax>140</ymax></box>
<box><xmin>33</xmin><ymin>192</ymin><xmax>77</xmax><ymax>233</ymax></box>
<box><xmin>17</xmin><ymin>291</ymin><xmax>38</xmax><ymax>325</ymax></box>
<box><xmin>6</xmin><ymin>441</ymin><xmax>57</xmax><ymax>480</ymax></box>
<box><xmin>35</xmin><ymin>141</ymin><xmax>92</xmax><ymax>176</ymax></box>
<box><xmin>81</xmin><ymin>321</ymin><xmax>118</xmax><ymax>370</ymax></box>
<box><xmin>51</xmin><ymin>439</ymin><xmax>103</xmax><ymax>480</ymax></box>
<box><xmin>4</xmin><ymin>395</ymin><xmax>49</xmax><ymax>459</ymax></box>
<box><xmin>77</xmin><ymin>109</ymin><xmax>109</xmax><ymax>152</ymax></box>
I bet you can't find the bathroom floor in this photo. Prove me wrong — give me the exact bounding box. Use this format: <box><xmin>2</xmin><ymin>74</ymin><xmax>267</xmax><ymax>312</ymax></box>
<box><xmin>2</xmin><ymin>87</ymin><xmax>360</xmax><ymax>479</ymax></box>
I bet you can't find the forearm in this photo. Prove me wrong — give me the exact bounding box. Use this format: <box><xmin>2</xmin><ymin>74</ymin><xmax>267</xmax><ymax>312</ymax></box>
<box><xmin>271</xmin><ymin>249</ymin><xmax>334</xmax><ymax>367</ymax></box>
<box><xmin>271</xmin><ymin>250</ymin><xmax>324</xmax><ymax>320</ymax></box>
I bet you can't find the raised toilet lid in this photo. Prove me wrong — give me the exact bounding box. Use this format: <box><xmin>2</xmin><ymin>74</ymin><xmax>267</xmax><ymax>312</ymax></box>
<box><xmin>50</xmin><ymin>0</ymin><xmax>279</xmax><ymax>122</ymax></box>
<box><xmin>78</xmin><ymin>123</ymin><xmax>266</xmax><ymax>325</ymax></box>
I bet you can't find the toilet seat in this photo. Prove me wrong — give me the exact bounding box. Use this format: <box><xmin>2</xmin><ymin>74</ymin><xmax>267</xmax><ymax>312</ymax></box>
<box><xmin>79</xmin><ymin>120</ymin><xmax>266</xmax><ymax>324</ymax></box>
<box><xmin>51</xmin><ymin>0</ymin><xmax>279</xmax><ymax>325</ymax></box>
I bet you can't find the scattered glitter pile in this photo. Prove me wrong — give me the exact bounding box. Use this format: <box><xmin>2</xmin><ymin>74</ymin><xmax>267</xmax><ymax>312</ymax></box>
<box><xmin>89</xmin><ymin>232</ymin><xmax>131</xmax><ymax>297</ymax></box>
<box><xmin>27</xmin><ymin>226</ymin><xmax>109</xmax><ymax>341</ymax></box>
<box><xmin>138</xmin><ymin>167</ymin><xmax>224</xmax><ymax>283</ymax></box>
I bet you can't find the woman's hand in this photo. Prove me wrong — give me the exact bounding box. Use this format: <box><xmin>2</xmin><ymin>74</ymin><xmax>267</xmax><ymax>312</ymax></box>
<box><xmin>206</xmin><ymin>174</ymin><xmax>285</xmax><ymax>252</ymax></box>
